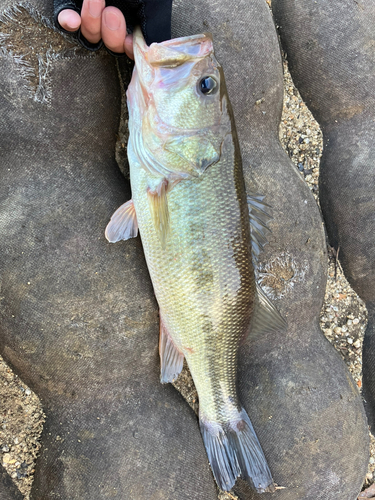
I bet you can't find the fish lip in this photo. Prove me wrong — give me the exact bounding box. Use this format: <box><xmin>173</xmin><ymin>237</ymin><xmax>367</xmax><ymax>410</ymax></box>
<box><xmin>155</xmin><ymin>32</ymin><xmax>213</xmax><ymax>47</ymax></box>
<box><xmin>133</xmin><ymin>26</ymin><xmax>214</xmax><ymax>67</ymax></box>
<box><xmin>149</xmin><ymin>32</ymin><xmax>214</xmax><ymax>55</ymax></box>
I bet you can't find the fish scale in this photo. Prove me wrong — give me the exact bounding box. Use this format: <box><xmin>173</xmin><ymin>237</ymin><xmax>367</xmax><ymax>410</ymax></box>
<box><xmin>130</xmin><ymin>130</ymin><xmax>254</xmax><ymax>424</ymax></box>
<box><xmin>106</xmin><ymin>27</ymin><xmax>286</xmax><ymax>493</ymax></box>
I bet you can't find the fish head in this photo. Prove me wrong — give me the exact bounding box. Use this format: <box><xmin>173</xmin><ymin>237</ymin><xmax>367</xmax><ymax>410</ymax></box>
<box><xmin>128</xmin><ymin>28</ymin><xmax>231</xmax><ymax>179</ymax></box>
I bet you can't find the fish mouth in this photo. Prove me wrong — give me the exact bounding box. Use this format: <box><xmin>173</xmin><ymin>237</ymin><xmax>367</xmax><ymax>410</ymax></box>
<box><xmin>133</xmin><ymin>26</ymin><xmax>214</xmax><ymax>68</ymax></box>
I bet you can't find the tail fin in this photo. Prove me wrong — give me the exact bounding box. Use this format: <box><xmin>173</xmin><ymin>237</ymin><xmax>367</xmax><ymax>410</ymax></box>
<box><xmin>200</xmin><ymin>407</ymin><xmax>275</xmax><ymax>493</ymax></box>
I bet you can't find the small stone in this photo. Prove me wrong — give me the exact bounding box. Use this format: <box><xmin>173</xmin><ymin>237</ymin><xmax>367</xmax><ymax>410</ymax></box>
<box><xmin>370</xmin><ymin>457</ymin><xmax>375</xmax><ymax>465</ymax></box>
<box><xmin>25</xmin><ymin>388</ymin><xmax>31</xmax><ymax>396</ymax></box>
<box><xmin>16</xmin><ymin>469</ymin><xmax>27</xmax><ymax>479</ymax></box>
<box><xmin>1</xmin><ymin>445</ymin><xmax>10</xmax><ymax>453</ymax></box>
<box><xmin>3</xmin><ymin>454</ymin><xmax>15</xmax><ymax>464</ymax></box>
<box><xmin>346</xmin><ymin>319</ymin><xmax>353</xmax><ymax>326</ymax></box>
<box><xmin>333</xmin><ymin>327</ymin><xmax>341</xmax><ymax>335</ymax></box>
<box><xmin>347</xmin><ymin>338</ymin><xmax>353</xmax><ymax>345</ymax></box>
<box><xmin>13</xmin><ymin>437</ymin><xmax>19</xmax><ymax>445</ymax></box>
<box><xmin>353</xmin><ymin>318</ymin><xmax>359</xmax><ymax>325</ymax></box>
<box><xmin>353</xmin><ymin>339</ymin><xmax>361</xmax><ymax>348</ymax></box>
<box><xmin>341</xmin><ymin>325</ymin><xmax>348</xmax><ymax>333</ymax></box>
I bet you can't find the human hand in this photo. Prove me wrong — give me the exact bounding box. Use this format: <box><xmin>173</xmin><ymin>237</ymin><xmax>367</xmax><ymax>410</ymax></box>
<box><xmin>58</xmin><ymin>0</ymin><xmax>134</xmax><ymax>58</ymax></box>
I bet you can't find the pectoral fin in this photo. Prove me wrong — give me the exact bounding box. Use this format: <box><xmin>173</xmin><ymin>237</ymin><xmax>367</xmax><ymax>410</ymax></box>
<box><xmin>147</xmin><ymin>179</ymin><xmax>169</xmax><ymax>248</ymax></box>
<box><xmin>249</xmin><ymin>283</ymin><xmax>287</xmax><ymax>338</ymax></box>
<box><xmin>159</xmin><ymin>314</ymin><xmax>184</xmax><ymax>384</ymax></box>
<box><xmin>105</xmin><ymin>199</ymin><xmax>138</xmax><ymax>243</ymax></box>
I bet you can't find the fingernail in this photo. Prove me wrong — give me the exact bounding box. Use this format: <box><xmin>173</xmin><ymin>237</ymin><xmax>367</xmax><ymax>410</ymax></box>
<box><xmin>104</xmin><ymin>11</ymin><xmax>121</xmax><ymax>30</ymax></box>
<box><xmin>67</xmin><ymin>20</ymin><xmax>78</xmax><ymax>29</ymax></box>
<box><xmin>58</xmin><ymin>10</ymin><xmax>80</xmax><ymax>30</ymax></box>
<box><xmin>88</xmin><ymin>0</ymin><xmax>103</xmax><ymax>18</ymax></box>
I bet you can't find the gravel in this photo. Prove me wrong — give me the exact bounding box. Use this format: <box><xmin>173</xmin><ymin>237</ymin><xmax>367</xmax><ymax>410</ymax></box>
<box><xmin>0</xmin><ymin>360</ymin><xmax>44</xmax><ymax>499</ymax></box>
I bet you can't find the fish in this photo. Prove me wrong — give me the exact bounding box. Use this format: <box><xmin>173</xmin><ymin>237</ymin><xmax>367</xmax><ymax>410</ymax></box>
<box><xmin>105</xmin><ymin>27</ymin><xmax>286</xmax><ymax>493</ymax></box>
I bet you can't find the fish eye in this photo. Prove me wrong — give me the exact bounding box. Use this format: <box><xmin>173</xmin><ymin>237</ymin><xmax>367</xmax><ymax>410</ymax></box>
<box><xmin>198</xmin><ymin>76</ymin><xmax>218</xmax><ymax>95</ymax></box>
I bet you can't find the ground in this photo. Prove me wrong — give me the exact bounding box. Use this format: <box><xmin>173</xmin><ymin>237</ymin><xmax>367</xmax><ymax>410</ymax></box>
<box><xmin>0</xmin><ymin>30</ymin><xmax>373</xmax><ymax>500</ymax></box>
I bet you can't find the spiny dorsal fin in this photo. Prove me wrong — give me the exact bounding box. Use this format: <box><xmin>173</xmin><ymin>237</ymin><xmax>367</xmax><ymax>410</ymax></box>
<box><xmin>249</xmin><ymin>283</ymin><xmax>287</xmax><ymax>339</ymax></box>
<box><xmin>159</xmin><ymin>314</ymin><xmax>184</xmax><ymax>383</ymax></box>
<box><xmin>147</xmin><ymin>179</ymin><xmax>169</xmax><ymax>248</ymax></box>
<box><xmin>247</xmin><ymin>193</ymin><xmax>272</xmax><ymax>266</ymax></box>
<box><xmin>105</xmin><ymin>199</ymin><xmax>138</xmax><ymax>242</ymax></box>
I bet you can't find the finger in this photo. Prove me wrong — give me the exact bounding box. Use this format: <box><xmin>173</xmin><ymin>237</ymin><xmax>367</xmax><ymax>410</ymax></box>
<box><xmin>80</xmin><ymin>0</ymin><xmax>105</xmax><ymax>44</ymax></box>
<box><xmin>58</xmin><ymin>9</ymin><xmax>81</xmax><ymax>32</ymax></box>
<box><xmin>124</xmin><ymin>34</ymin><xmax>134</xmax><ymax>60</ymax></box>
<box><xmin>102</xmin><ymin>6</ymin><xmax>127</xmax><ymax>54</ymax></box>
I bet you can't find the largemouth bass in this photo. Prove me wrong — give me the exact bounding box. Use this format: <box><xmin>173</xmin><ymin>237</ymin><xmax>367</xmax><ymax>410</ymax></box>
<box><xmin>106</xmin><ymin>27</ymin><xmax>286</xmax><ymax>493</ymax></box>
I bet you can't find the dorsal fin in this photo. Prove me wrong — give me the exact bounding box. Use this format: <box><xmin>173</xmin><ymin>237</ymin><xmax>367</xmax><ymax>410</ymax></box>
<box><xmin>249</xmin><ymin>284</ymin><xmax>287</xmax><ymax>339</ymax></box>
<box><xmin>247</xmin><ymin>193</ymin><xmax>272</xmax><ymax>266</ymax></box>
<box><xmin>247</xmin><ymin>193</ymin><xmax>287</xmax><ymax>337</ymax></box>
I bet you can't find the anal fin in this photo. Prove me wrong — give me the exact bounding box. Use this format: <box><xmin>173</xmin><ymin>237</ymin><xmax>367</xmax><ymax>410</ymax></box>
<box><xmin>159</xmin><ymin>314</ymin><xmax>184</xmax><ymax>384</ymax></box>
<box><xmin>147</xmin><ymin>179</ymin><xmax>169</xmax><ymax>249</ymax></box>
<box><xmin>105</xmin><ymin>199</ymin><xmax>138</xmax><ymax>243</ymax></box>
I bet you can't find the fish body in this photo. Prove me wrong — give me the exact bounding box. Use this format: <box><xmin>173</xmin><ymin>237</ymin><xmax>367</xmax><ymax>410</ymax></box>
<box><xmin>106</xmin><ymin>28</ymin><xmax>285</xmax><ymax>493</ymax></box>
